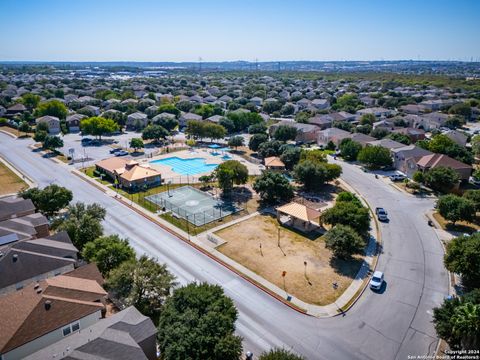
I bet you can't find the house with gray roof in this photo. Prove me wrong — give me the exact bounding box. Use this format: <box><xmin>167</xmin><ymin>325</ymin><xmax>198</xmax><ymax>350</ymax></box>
<box><xmin>24</xmin><ymin>306</ymin><xmax>157</xmax><ymax>360</ymax></box>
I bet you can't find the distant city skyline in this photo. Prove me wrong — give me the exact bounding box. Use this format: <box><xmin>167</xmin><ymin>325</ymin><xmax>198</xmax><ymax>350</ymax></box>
<box><xmin>1</xmin><ymin>0</ymin><xmax>479</xmax><ymax>62</ymax></box>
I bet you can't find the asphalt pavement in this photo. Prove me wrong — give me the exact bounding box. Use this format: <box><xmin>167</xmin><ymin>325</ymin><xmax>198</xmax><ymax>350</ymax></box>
<box><xmin>1</xmin><ymin>133</ymin><xmax>449</xmax><ymax>360</ymax></box>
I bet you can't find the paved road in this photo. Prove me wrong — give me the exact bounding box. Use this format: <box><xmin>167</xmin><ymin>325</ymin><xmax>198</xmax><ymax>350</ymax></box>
<box><xmin>1</xmin><ymin>133</ymin><xmax>449</xmax><ymax>360</ymax></box>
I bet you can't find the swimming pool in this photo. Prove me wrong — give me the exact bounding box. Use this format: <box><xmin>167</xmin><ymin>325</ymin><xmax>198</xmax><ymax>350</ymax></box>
<box><xmin>150</xmin><ymin>157</ymin><xmax>218</xmax><ymax>175</ymax></box>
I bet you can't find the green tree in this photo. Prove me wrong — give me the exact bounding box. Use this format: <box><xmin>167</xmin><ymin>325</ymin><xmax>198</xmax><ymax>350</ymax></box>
<box><xmin>388</xmin><ymin>132</ymin><xmax>411</xmax><ymax>145</ymax></box>
<box><xmin>142</xmin><ymin>124</ymin><xmax>169</xmax><ymax>143</ymax></box>
<box><xmin>204</xmin><ymin>123</ymin><xmax>227</xmax><ymax>141</ymax></box>
<box><xmin>322</xmin><ymin>201</ymin><xmax>370</xmax><ymax>236</ymax></box>
<box><xmin>249</xmin><ymin>133</ymin><xmax>268</xmax><ymax>152</ymax></box>
<box><xmin>157</xmin><ymin>283</ymin><xmax>243</xmax><ymax>360</ymax></box>
<box><xmin>227</xmin><ymin>135</ymin><xmax>244</xmax><ymax>150</ymax></box>
<box><xmin>360</xmin><ymin>113</ymin><xmax>376</xmax><ymax>125</ymax></box>
<box><xmin>129</xmin><ymin>137</ymin><xmax>144</xmax><ymax>151</ymax></box>
<box><xmin>472</xmin><ymin>135</ymin><xmax>480</xmax><ymax>157</ymax></box>
<box><xmin>253</xmin><ymin>171</ymin><xmax>294</xmax><ymax>205</ymax></box>
<box><xmin>219</xmin><ymin>118</ymin><xmax>235</xmax><ymax>133</ymax></box>
<box><xmin>58</xmin><ymin>202</ymin><xmax>106</xmax><ymax>250</ymax></box>
<box><xmin>444</xmin><ymin>233</ymin><xmax>480</xmax><ymax>289</ymax></box>
<box><xmin>294</xmin><ymin>160</ymin><xmax>342</xmax><ymax>191</ymax></box>
<box><xmin>412</xmin><ymin>171</ymin><xmax>424</xmax><ymax>183</ymax></box>
<box><xmin>20</xmin><ymin>185</ymin><xmax>73</xmax><ymax>217</ymax></box>
<box><xmin>449</xmin><ymin>103</ymin><xmax>472</xmax><ymax>120</ymax></box>
<box><xmin>437</xmin><ymin>194</ymin><xmax>475</xmax><ymax>225</ymax></box>
<box><xmin>157</xmin><ymin>103</ymin><xmax>180</xmax><ymax>116</ymax></box>
<box><xmin>463</xmin><ymin>190</ymin><xmax>480</xmax><ymax>212</ymax></box>
<box><xmin>35</xmin><ymin>100</ymin><xmax>68</xmax><ymax>119</ymax></box>
<box><xmin>280</xmin><ymin>146</ymin><xmax>302</xmax><ymax>170</ymax></box>
<box><xmin>33</xmin><ymin>129</ymin><xmax>48</xmax><ymax>143</ymax></box>
<box><xmin>106</xmin><ymin>255</ymin><xmax>177</xmax><ymax>325</ymax></box>
<box><xmin>433</xmin><ymin>289</ymin><xmax>480</xmax><ymax>350</ymax></box>
<box><xmin>273</xmin><ymin>125</ymin><xmax>297</xmax><ymax>141</ymax></box>
<box><xmin>82</xmin><ymin>235</ymin><xmax>136</xmax><ymax>276</ymax></box>
<box><xmin>259</xmin><ymin>348</ymin><xmax>305</xmax><ymax>360</ymax></box>
<box><xmin>248</xmin><ymin>122</ymin><xmax>267</xmax><ymax>134</ymax></box>
<box><xmin>43</xmin><ymin>135</ymin><xmax>63</xmax><ymax>151</ymax></box>
<box><xmin>257</xmin><ymin>140</ymin><xmax>284</xmax><ymax>158</ymax></box>
<box><xmin>154</xmin><ymin>117</ymin><xmax>178</xmax><ymax>132</ymax></box>
<box><xmin>18</xmin><ymin>121</ymin><xmax>31</xmax><ymax>136</ymax></box>
<box><xmin>339</xmin><ymin>138</ymin><xmax>362</xmax><ymax>161</ymax></box>
<box><xmin>333</xmin><ymin>94</ymin><xmax>361</xmax><ymax>112</ymax></box>
<box><xmin>214</xmin><ymin>160</ymin><xmax>248</xmax><ymax>193</ymax></box>
<box><xmin>424</xmin><ymin>166</ymin><xmax>460</xmax><ymax>193</ymax></box>
<box><xmin>428</xmin><ymin>134</ymin><xmax>473</xmax><ymax>165</ymax></box>
<box><xmin>21</xmin><ymin>93</ymin><xmax>41</xmax><ymax>110</ymax></box>
<box><xmin>324</xmin><ymin>224</ymin><xmax>366</xmax><ymax>259</ymax></box>
<box><xmin>357</xmin><ymin>145</ymin><xmax>392</xmax><ymax>169</ymax></box>
<box><xmin>80</xmin><ymin>116</ymin><xmax>119</xmax><ymax>140</ymax></box>
<box><xmin>370</xmin><ymin>127</ymin><xmax>390</xmax><ymax>139</ymax></box>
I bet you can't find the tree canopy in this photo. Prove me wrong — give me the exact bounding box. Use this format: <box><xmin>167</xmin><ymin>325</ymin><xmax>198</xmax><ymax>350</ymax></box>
<box><xmin>58</xmin><ymin>202</ymin><xmax>106</xmax><ymax>250</ymax></box>
<box><xmin>186</xmin><ymin>120</ymin><xmax>226</xmax><ymax>141</ymax></box>
<box><xmin>20</xmin><ymin>184</ymin><xmax>72</xmax><ymax>217</ymax></box>
<box><xmin>324</xmin><ymin>224</ymin><xmax>366</xmax><ymax>259</ymax></box>
<box><xmin>339</xmin><ymin>138</ymin><xmax>362</xmax><ymax>161</ymax></box>
<box><xmin>444</xmin><ymin>233</ymin><xmax>480</xmax><ymax>289</ymax></box>
<box><xmin>35</xmin><ymin>100</ymin><xmax>68</xmax><ymax>119</ymax></box>
<box><xmin>227</xmin><ymin>135</ymin><xmax>244</xmax><ymax>149</ymax></box>
<box><xmin>253</xmin><ymin>171</ymin><xmax>294</xmax><ymax>205</ymax></box>
<box><xmin>43</xmin><ymin>135</ymin><xmax>64</xmax><ymax>151</ymax></box>
<box><xmin>437</xmin><ymin>194</ymin><xmax>475</xmax><ymax>225</ymax></box>
<box><xmin>157</xmin><ymin>282</ymin><xmax>243</xmax><ymax>360</ymax></box>
<box><xmin>322</xmin><ymin>200</ymin><xmax>370</xmax><ymax>236</ymax></box>
<box><xmin>142</xmin><ymin>124</ymin><xmax>169</xmax><ymax>143</ymax></box>
<box><xmin>357</xmin><ymin>145</ymin><xmax>392</xmax><ymax>169</ymax></box>
<box><xmin>249</xmin><ymin>133</ymin><xmax>269</xmax><ymax>152</ymax></box>
<box><xmin>273</xmin><ymin>125</ymin><xmax>297</xmax><ymax>141</ymax></box>
<box><xmin>259</xmin><ymin>348</ymin><xmax>306</xmax><ymax>360</ymax></box>
<box><xmin>294</xmin><ymin>160</ymin><xmax>342</xmax><ymax>191</ymax></box>
<box><xmin>106</xmin><ymin>255</ymin><xmax>177</xmax><ymax>325</ymax></box>
<box><xmin>214</xmin><ymin>160</ymin><xmax>248</xmax><ymax>193</ymax></box>
<box><xmin>129</xmin><ymin>137</ymin><xmax>144</xmax><ymax>151</ymax></box>
<box><xmin>82</xmin><ymin>234</ymin><xmax>136</xmax><ymax>276</ymax></box>
<box><xmin>423</xmin><ymin>166</ymin><xmax>460</xmax><ymax>193</ymax></box>
<box><xmin>80</xmin><ymin>116</ymin><xmax>119</xmax><ymax>139</ymax></box>
<box><xmin>433</xmin><ymin>289</ymin><xmax>480</xmax><ymax>351</ymax></box>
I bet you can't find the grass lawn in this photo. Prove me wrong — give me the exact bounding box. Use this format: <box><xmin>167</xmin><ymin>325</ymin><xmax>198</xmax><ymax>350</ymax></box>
<box><xmin>433</xmin><ymin>212</ymin><xmax>480</xmax><ymax>234</ymax></box>
<box><xmin>215</xmin><ymin>214</ymin><xmax>364</xmax><ymax>305</ymax></box>
<box><xmin>0</xmin><ymin>160</ymin><xmax>28</xmax><ymax>195</ymax></box>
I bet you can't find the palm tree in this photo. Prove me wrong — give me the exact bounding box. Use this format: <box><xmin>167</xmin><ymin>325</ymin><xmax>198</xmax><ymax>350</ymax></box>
<box><xmin>451</xmin><ymin>303</ymin><xmax>480</xmax><ymax>350</ymax></box>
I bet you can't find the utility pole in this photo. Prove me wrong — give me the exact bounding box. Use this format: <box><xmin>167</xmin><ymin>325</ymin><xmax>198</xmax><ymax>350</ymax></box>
<box><xmin>198</xmin><ymin>57</ymin><xmax>203</xmax><ymax>72</ymax></box>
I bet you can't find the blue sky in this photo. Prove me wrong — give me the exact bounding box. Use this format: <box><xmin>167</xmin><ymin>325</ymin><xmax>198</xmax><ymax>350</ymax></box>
<box><xmin>0</xmin><ymin>0</ymin><xmax>479</xmax><ymax>62</ymax></box>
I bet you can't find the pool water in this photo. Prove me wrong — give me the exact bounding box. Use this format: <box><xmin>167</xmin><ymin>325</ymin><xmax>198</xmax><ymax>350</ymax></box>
<box><xmin>150</xmin><ymin>157</ymin><xmax>218</xmax><ymax>175</ymax></box>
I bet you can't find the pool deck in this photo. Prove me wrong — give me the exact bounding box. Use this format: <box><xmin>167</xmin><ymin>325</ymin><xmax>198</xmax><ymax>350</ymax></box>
<box><xmin>138</xmin><ymin>148</ymin><xmax>261</xmax><ymax>183</ymax></box>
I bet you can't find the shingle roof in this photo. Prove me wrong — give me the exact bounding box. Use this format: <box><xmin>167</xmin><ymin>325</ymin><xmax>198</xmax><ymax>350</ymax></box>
<box><xmin>277</xmin><ymin>202</ymin><xmax>321</xmax><ymax>223</ymax></box>
<box><xmin>24</xmin><ymin>307</ymin><xmax>156</xmax><ymax>360</ymax></box>
<box><xmin>0</xmin><ymin>197</ymin><xmax>35</xmax><ymax>221</ymax></box>
<box><xmin>416</xmin><ymin>153</ymin><xmax>471</xmax><ymax>170</ymax></box>
<box><xmin>0</xmin><ymin>276</ymin><xmax>105</xmax><ymax>353</ymax></box>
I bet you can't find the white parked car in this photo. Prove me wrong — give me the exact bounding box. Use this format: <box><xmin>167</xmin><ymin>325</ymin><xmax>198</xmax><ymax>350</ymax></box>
<box><xmin>369</xmin><ymin>271</ymin><xmax>384</xmax><ymax>290</ymax></box>
<box><xmin>389</xmin><ymin>174</ymin><xmax>406</xmax><ymax>182</ymax></box>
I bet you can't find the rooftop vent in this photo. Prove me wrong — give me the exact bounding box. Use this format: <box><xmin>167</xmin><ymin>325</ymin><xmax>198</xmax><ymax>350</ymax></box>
<box><xmin>45</xmin><ymin>300</ymin><xmax>52</xmax><ymax>310</ymax></box>
<box><xmin>34</xmin><ymin>283</ymin><xmax>40</xmax><ymax>290</ymax></box>
<box><xmin>36</xmin><ymin>288</ymin><xmax>43</xmax><ymax>294</ymax></box>
<box><xmin>12</xmin><ymin>254</ymin><xmax>18</xmax><ymax>262</ymax></box>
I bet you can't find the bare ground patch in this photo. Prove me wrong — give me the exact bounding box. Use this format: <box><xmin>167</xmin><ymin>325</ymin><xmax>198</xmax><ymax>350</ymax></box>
<box><xmin>216</xmin><ymin>214</ymin><xmax>364</xmax><ymax>305</ymax></box>
<box><xmin>0</xmin><ymin>160</ymin><xmax>28</xmax><ymax>195</ymax></box>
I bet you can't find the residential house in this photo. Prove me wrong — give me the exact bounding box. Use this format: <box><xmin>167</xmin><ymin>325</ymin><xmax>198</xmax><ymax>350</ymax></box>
<box><xmin>36</xmin><ymin>116</ymin><xmax>61</xmax><ymax>134</ymax></box>
<box><xmin>179</xmin><ymin>112</ymin><xmax>202</xmax><ymax>127</ymax></box>
<box><xmin>444</xmin><ymin>129</ymin><xmax>468</xmax><ymax>147</ymax></box>
<box><xmin>206</xmin><ymin>115</ymin><xmax>224</xmax><ymax>124</ymax></box>
<box><xmin>366</xmin><ymin>139</ymin><xmax>405</xmax><ymax>151</ymax></box>
<box><xmin>126</xmin><ymin>112</ymin><xmax>148</xmax><ymax>129</ymax></box>
<box><xmin>350</xmin><ymin>133</ymin><xmax>376</xmax><ymax>146</ymax></box>
<box><xmin>391</xmin><ymin>127</ymin><xmax>426</xmax><ymax>143</ymax></box>
<box><xmin>317</xmin><ymin>128</ymin><xmax>351</xmax><ymax>147</ymax></box>
<box><xmin>415</xmin><ymin>112</ymin><xmax>449</xmax><ymax>130</ymax></box>
<box><xmin>400</xmin><ymin>104</ymin><xmax>425</xmax><ymax>115</ymax></box>
<box><xmin>66</xmin><ymin>114</ymin><xmax>86</xmax><ymax>132</ymax></box>
<box><xmin>416</xmin><ymin>154</ymin><xmax>472</xmax><ymax>181</ymax></box>
<box><xmin>0</xmin><ymin>212</ymin><xmax>50</xmax><ymax>240</ymax></box>
<box><xmin>308</xmin><ymin>115</ymin><xmax>333</xmax><ymax>130</ymax></box>
<box><xmin>0</xmin><ymin>274</ymin><xmax>107</xmax><ymax>360</ymax></box>
<box><xmin>24</xmin><ymin>306</ymin><xmax>157</xmax><ymax>360</ymax></box>
<box><xmin>6</xmin><ymin>103</ymin><xmax>26</xmax><ymax>117</ymax></box>
<box><xmin>270</xmin><ymin>121</ymin><xmax>319</xmax><ymax>143</ymax></box>
<box><xmin>391</xmin><ymin>145</ymin><xmax>433</xmax><ymax>177</ymax></box>
<box><xmin>357</xmin><ymin>107</ymin><xmax>395</xmax><ymax>118</ymax></box>
<box><xmin>0</xmin><ymin>197</ymin><xmax>35</xmax><ymax>221</ymax></box>
<box><xmin>250</xmin><ymin>97</ymin><xmax>263</xmax><ymax>107</ymax></box>
<box><xmin>311</xmin><ymin>99</ymin><xmax>330</xmax><ymax>110</ymax></box>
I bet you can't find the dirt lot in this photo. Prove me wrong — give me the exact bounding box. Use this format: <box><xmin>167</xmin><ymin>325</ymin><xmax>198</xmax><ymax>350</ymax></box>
<box><xmin>216</xmin><ymin>214</ymin><xmax>364</xmax><ymax>305</ymax></box>
<box><xmin>0</xmin><ymin>160</ymin><xmax>28</xmax><ymax>195</ymax></box>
